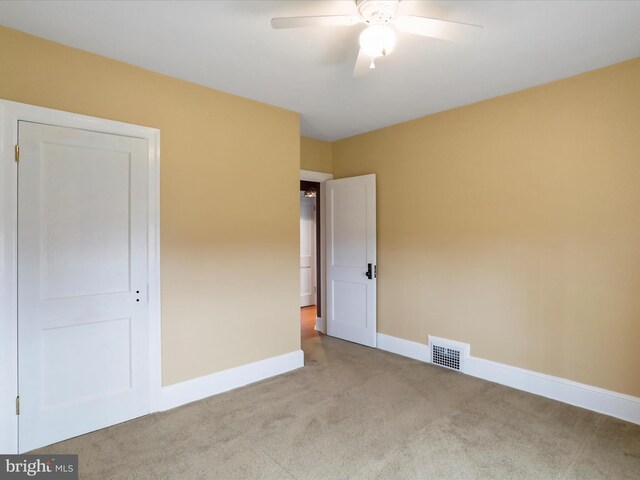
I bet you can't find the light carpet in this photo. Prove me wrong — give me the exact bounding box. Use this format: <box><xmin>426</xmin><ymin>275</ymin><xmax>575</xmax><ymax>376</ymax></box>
<box><xmin>34</xmin><ymin>332</ymin><xmax>640</xmax><ymax>479</ymax></box>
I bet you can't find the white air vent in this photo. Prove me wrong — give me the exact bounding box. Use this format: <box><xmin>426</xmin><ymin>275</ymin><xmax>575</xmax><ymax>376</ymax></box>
<box><xmin>432</xmin><ymin>344</ymin><xmax>461</xmax><ymax>370</ymax></box>
<box><xmin>428</xmin><ymin>336</ymin><xmax>470</xmax><ymax>372</ymax></box>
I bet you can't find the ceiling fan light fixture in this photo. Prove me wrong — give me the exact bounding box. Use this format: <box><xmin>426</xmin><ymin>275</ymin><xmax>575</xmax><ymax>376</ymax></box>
<box><xmin>359</xmin><ymin>25</ymin><xmax>396</xmax><ymax>58</ymax></box>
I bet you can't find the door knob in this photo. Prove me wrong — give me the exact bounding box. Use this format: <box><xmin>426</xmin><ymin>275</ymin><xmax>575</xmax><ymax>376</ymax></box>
<box><xmin>365</xmin><ymin>263</ymin><xmax>372</xmax><ymax>279</ymax></box>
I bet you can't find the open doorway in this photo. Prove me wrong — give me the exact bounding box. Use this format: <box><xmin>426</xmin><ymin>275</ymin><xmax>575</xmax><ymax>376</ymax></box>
<box><xmin>300</xmin><ymin>180</ymin><xmax>320</xmax><ymax>339</ymax></box>
<box><xmin>300</xmin><ymin>184</ymin><xmax>317</xmax><ymax>308</ymax></box>
<box><xmin>299</xmin><ymin>170</ymin><xmax>332</xmax><ymax>338</ymax></box>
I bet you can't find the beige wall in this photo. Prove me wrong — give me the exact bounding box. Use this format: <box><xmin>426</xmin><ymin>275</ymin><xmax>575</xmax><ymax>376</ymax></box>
<box><xmin>4</xmin><ymin>24</ymin><xmax>638</xmax><ymax>398</ymax></box>
<box><xmin>0</xmin><ymin>26</ymin><xmax>301</xmax><ymax>387</ymax></box>
<box><xmin>300</xmin><ymin>136</ymin><xmax>332</xmax><ymax>173</ymax></box>
<box><xmin>333</xmin><ymin>58</ymin><xmax>640</xmax><ymax>397</ymax></box>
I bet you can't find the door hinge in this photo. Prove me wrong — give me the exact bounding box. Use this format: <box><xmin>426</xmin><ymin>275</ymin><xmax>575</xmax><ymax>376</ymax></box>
<box><xmin>15</xmin><ymin>144</ymin><xmax>20</xmax><ymax>162</ymax></box>
<box><xmin>16</xmin><ymin>396</ymin><xmax>20</xmax><ymax>415</ymax></box>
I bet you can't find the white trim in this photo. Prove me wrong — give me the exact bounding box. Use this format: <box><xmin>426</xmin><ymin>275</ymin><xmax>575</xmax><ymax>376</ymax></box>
<box><xmin>378</xmin><ymin>332</ymin><xmax>430</xmax><ymax>363</ymax></box>
<box><xmin>160</xmin><ymin>350</ymin><xmax>304</xmax><ymax>411</ymax></box>
<box><xmin>0</xmin><ymin>99</ymin><xmax>161</xmax><ymax>454</ymax></box>
<box><xmin>464</xmin><ymin>356</ymin><xmax>640</xmax><ymax>425</ymax></box>
<box><xmin>299</xmin><ymin>170</ymin><xmax>332</xmax><ymax>334</ymax></box>
<box><xmin>377</xmin><ymin>333</ymin><xmax>640</xmax><ymax>425</ymax></box>
<box><xmin>146</xmin><ymin>128</ymin><xmax>162</xmax><ymax>414</ymax></box>
<box><xmin>0</xmin><ymin>102</ymin><xmax>19</xmax><ymax>454</ymax></box>
<box><xmin>318</xmin><ymin>181</ymin><xmax>328</xmax><ymax>334</ymax></box>
<box><xmin>300</xmin><ymin>169</ymin><xmax>333</xmax><ymax>182</ymax></box>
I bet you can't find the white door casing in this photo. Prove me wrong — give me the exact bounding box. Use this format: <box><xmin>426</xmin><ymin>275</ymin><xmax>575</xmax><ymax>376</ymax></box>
<box><xmin>17</xmin><ymin>122</ymin><xmax>150</xmax><ymax>452</ymax></box>
<box><xmin>326</xmin><ymin>174</ymin><xmax>377</xmax><ymax>347</ymax></box>
<box><xmin>300</xmin><ymin>195</ymin><xmax>316</xmax><ymax>307</ymax></box>
<box><xmin>0</xmin><ymin>99</ymin><xmax>160</xmax><ymax>455</ymax></box>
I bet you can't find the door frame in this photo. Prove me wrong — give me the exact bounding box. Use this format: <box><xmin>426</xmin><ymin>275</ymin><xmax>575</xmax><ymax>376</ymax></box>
<box><xmin>299</xmin><ymin>170</ymin><xmax>332</xmax><ymax>334</ymax></box>
<box><xmin>0</xmin><ymin>99</ymin><xmax>161</xmax><ymax>454</ymax></box>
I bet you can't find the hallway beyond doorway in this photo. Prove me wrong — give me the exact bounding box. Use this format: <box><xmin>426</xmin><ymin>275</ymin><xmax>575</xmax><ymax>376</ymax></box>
<box><xmin>300</xmin><ymin>306</ymin><xmax>317</xmax><ymax>340</ymax></box>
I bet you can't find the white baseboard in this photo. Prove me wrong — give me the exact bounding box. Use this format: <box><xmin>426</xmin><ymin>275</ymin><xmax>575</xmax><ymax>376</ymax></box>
<box><xmin>377</xmin><ymin>333</ymin><xmax>640</xmax><ymax>425</ymax></box>
<box><xmin>159</xmin><ymin>350</ymin><xmax>304</xmax><ymax>411</ymax></box>
<box><xmin>377</xmin><ymin>332</ymin><xmax>430</xmax><ymax>362</ymax></box>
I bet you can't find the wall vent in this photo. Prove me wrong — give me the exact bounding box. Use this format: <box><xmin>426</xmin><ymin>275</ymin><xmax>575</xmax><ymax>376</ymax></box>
<box><xmin>428</xmin><ymin>336</ymin><xmax>470</xmax><ymax>372</ymax></box>
<box><xmin>432</xmin><ymin>344</ymin><xmax>461</xmax><ymax>370</ymax></box>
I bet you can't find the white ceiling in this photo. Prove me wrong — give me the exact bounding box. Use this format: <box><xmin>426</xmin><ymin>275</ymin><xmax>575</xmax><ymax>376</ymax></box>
<box><xmin>1</xmin><ymin>1</ymin><xmax>639</xmax><ymax>140</ymax></box>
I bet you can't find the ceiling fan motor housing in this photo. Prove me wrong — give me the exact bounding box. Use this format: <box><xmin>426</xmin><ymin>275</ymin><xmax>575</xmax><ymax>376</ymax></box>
<box><xmin>356</xmin><ymin>0</ymin><xmax>399</xmax><ymax>25</ymax></box>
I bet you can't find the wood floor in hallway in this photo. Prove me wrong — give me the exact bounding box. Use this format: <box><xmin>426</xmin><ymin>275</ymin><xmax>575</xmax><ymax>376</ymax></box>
<box><xmin>300</xmin><ymin>305</ymin><xmax>317</xmax><ymax>340</ymax></box>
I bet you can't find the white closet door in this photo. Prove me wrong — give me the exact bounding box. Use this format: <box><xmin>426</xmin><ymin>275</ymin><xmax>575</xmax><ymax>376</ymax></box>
<box><xmin>326</xmin><ymin>174</ymin><xmax>377</xmax><ymax>347</ymax></box>
<box><xmin>18</xmin><ymin>121</ymin><xmax>150</xmax><ymax>452</ymax></box>
<box><xmin>300</xmin><ymin>196</ymin><xmax>316</xmax><ymax>307</ymax></box>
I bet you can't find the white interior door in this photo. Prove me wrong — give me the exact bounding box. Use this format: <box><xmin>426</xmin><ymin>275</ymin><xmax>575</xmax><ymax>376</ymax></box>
<box><xmin>18</xmin><ymin>121</ymin><xmax>150</xmax><ymax>452</ymax></box>
<box><xmin>326</xmin><ymin>174</ymin><xmax>376</xmax><ymax>347</ymax></box>
<box><xmin>300</xmin><ymin>195</ymin><xmax>316</xmax><ymax>307</ymax></box>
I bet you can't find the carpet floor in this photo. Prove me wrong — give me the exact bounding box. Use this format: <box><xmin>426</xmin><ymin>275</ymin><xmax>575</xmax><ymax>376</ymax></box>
<box><xmin>34</xmin><ymin>332</ymin><xmax>640</xmax><ymax>479</ymax></box>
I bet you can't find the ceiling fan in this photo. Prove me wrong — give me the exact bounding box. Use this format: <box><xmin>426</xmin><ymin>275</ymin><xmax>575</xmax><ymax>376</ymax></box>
<box><xmin>271</xmin><ymin>0</ymin><xmax>483</xmax><ymax>76</ymax></box>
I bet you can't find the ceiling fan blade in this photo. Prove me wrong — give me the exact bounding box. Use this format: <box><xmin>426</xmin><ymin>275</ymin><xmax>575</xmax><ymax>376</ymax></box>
<box><xmin>271</xmin><ymin>15</ymin><xmax>361</xmax><ymax>29</ymax></box>
<box><xmin>395</xmin><ymin>15</ymin><xmax>483</xmax><ymax>42</ymax></box>
<box><xmin>353</xmin><ymin>48</ymin><xmax>373</xmax><ymax>78</ymax></box>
